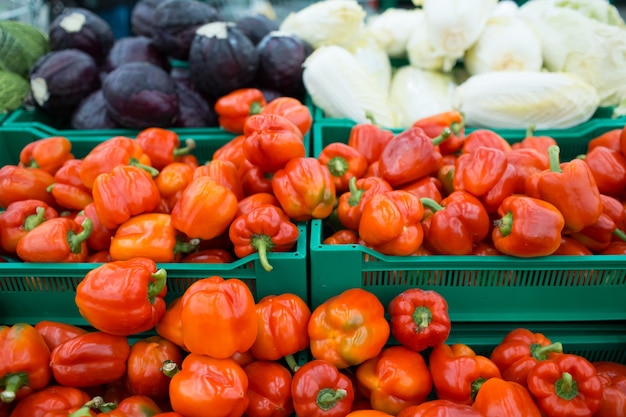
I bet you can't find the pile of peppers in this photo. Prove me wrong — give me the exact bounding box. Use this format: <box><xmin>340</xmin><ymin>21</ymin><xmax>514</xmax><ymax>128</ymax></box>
<box><xmin>320</xmin><ymin>111</ymin><xmax>626</xmax><ymax>257</ymax></box>
<box><xmin>1</xmin><ymin>281</ymin><xmax>624</xmax><ymax>417</ymax></box>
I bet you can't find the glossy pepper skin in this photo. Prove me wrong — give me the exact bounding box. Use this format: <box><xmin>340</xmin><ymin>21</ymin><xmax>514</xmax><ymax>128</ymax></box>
<box><xmin>34</xmin><ymin>320</ymin><xmax>88</xmax><ymax>352</ymax></box>
<box><xmin>291</xmin><ymin>359</ymin><xmax>355</xmax><ymax>417</ymax></box>
<box><xmin>180</xmin><ymin>276</ymin><xmax>257</xmax><ymax>358</ymax></box>
<box><xmin>429</xmin><ymin>343</ymin><xmax>502</xmax><ymax>405</ymax></box>
<box><xmin>588</xmin><ymin>129</ymin><xmax>622</xmax><ymax>152</ymax></box>
<box><xmin>75</xmin><ymin>258</ymin><xmax>167</xmax><ymax>336</ymax></box>
<box><xmin>250</xmin><ymin>293</ymin><xmax>311</xmax><ymax>361</ymax></box>
<box><xmin>461</xmin><ymin>129</ymin><xmax>512</xmax><ymax>154</ymax></box>
<box><xmin>489</xmin><ymin>328</ymin><xmax>563</xmax><ymax>388</ymax></box>
<box><xmin>0</xmin><ymin>199</ymin><xmax>58</xmax><ymax>253</ymax></box>
<box><xmin>420</xmin><ymin>191</ymin><xmax>490</xmax><ymax>255</ymax></box>
<box><xmin>308</xmin><ymin>288</ymin><xmax>390</xmax><ymax>369</ymax></box>
<box><xmin>387</xmin><ymin>288</ymin><xmax>451</xmax><ymax>352</ymax></box>
<box><xmin>155</xmin><ymin>162</ymin><xmax>195</xmax><ymax>208</ymax></box>
<box><xmin>95</xmin><ymin>395</ymin><xmax>162</xmax><ymax>417</ymax></box>
<box><xmin>215</xmin><ymin>88</ymin><xmax>266</xmax><ymax>134</ymax></box>
<box><xmin>379</xmin><ymin>127</ymin><xmax>451</xmax><ymax>187</ymax></box>
<box><xmin>412</xmin><ymin>110</ymin><xmax>465</xmax><ymax>156</ymax></box>
<box><xmin>244</xmin><ymin>361</ymin><xmax>294</xmax><ymax>417</ymax></box>
<box><xmin>236</xmin><ymin>192</ymin><xmax>279</xmax><ymax>217</ymax></box>
<box><xmin>48</xmin><ymin>159</ymin><xmax>93</xmax><ymax>210</ymax></box>
<box><xmin>19</xmin><ymin>136</ymin><xmax>74</xmax><ymax>175</ymax></box>
<box><xmin>135</xmin><ymin>128</ymin><xmax>196</xmax><ymax>171</ymax></box>
<box><xmin>0</xmin><ymin>323</ymin><xmax>51</xmax><ymax>403</ymax></box>
<box><xmin>0</xmin><ymin>165</ymin><xmax>56</xmax><ymax>208</ymax></box>
<box><xmin>181</xmin><ymin>249</ymin><xmax>234</xmax><ymax>264</ymax></box>
<box><xmin>170</xmin><ymin>176</ymin><xmax>239</xmax><ymax>240</ymax></box>
<box><xmin>74</xmin><ymin>203</ymin><xmax>114</xmax><ymax>252</ymax></box>
<box><xmin>318</xmin><ymin>142</ymin><xmax>368</xmax><ymax>194</ymax></box>
<box><xmin>358</xmin><ymin>190</ymin><xmax>425</xmax><ymax>256</ymax></box>
<box><xmin>109</xmin><ymin>213</ymin><xmax>198</xmax><ymax>263</ymax></box>
<box><xmin>272</xmin><ymin>157</ymin><xmax>336</xmax><ymax>221</ymax></box>
<box><xmin>453</xmin><ymin>146</ymin><xmax>508</xmax><ymax>198</ymax></box>
<box><xmin>229</xmin><ymin>204</ymin><xmax>299</xmax><ymax>272</ymax></box>
<box><xmin>525</xmin><ymin>145</ymin><xmax>602</xmax><ymax>233</ymax></box>
<box><xmin>592</xmin><ymin>361</ymin><xmax>626</xmax><ymax>417</ymax></box>
<box><xmin>239</xmin><ymin>159</ymin><xmax>274</xmax><ymax>197</ymax></box>
<box><xmin>243</xmin><ymin>113</ymin><xmax>305</xmax><ymax>173</ymax></box>
<box><xmin>347</xmin><ymin>124</ymin><xmax>394</xmax><ymax>166</ymax></box>
<box><xmin>492</xmin><ymin>195</ymin><xmax>565</xmax><ymax>258</ymax></box>
<box><xmin>580</xmin><ymin>146</ymin><xmax>626</xmax><ymax>197</ymax></box>
<box><xmin>166</xmin><ymin>354</ymin><xmax>249</xmax><ymax>417</ymax></box>
<box><xmin>356</xmin><ymin>346</ymin><xmax>432</xmax><ymax>414</ymax></box>
<box><xmin>323</xmin><ymin>229</ymin><xmax>359</xmax><ymax>245</ymax></box>
<box><xmin>16</xmin><ymin>217</ymin><xmax>92</xmax><ymax>263</ymax></box>
<box><xmin>527</xmin><ymin>353</ymin><xmax>604</xmax><ymax>417</ymax></box>
<box><xmin>472</xmin><ymin>378</ymin><xmax>542</xmax><ymax>417</ymax></box>
<box><xmin>212</xmin><ymin>135</ymin><xmax>247</xmax><ymax>169</ymax></box>
<box><xmin>397</xmin><ymin>400</ymin><xmax>482</xmax><ymax>417</ymax></box>
<box><xmin>569</xmin><ymin>212</ymin><xmax>626</xmax><ymax>253</ymax></box>
<box><xmin>261</xmin><ymin>96</ymin><xmax>312</xmax><ymax>136</ymax></box>
<box><xmin>7</xmin><ymin>385</ymin><xmax>92</xmax><ymax>417</ymax></box>
<box><xmin>50</xmin><ymin>331</ymin><xmax>130</xmax><ymax>388</ymax></box>
<box><xmin>155</xmin><ymin>297</ymin><xmax>186</xmax><ymax>351</ymax></box>
<box><xmin>194</xmin><ymin>159</ymin><xmax>245</xmax><ymax>201</ymax></box>
<box><xmin>336</xmin><ymin>176</ymin><xmax>392</xmax><ymax>232</ymax></box>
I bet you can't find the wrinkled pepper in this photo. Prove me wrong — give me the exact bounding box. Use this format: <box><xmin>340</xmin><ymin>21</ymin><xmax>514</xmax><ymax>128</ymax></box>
<box><xmin>592</xmin><ymin>361</ymin><xmax>626</xmax><ymax>417</ymax></box>
<box><xmin>135</xmin><ymin>128</ymin><xmax>196</xmax><ymax>171</ymax></box>
<box><xmin>0</xmin><ymin>323</ymin><xmax>51</xmax><ymax>403</ymax></box>
<box><xmin>155</xmin><ymin>162</ymin><xmax>195</xmax><ymax>207</ymax></box>
<box><xmin>75</xmin><ymin>258</ymin><xmax>167</xmax><ymax>336</ymax></box>
<box><xmin>317</xmin><ymin>142</ymin><xmax>368</xmax><ymax>194</ymax></box>
<box><xmin>453</xmin><ymin>146</ymin><xmax>508</xmax><ymax>198</ymax></box>
<box><xmin>229</xmin><ymin>204</ymin><xmax>299</xmax><ymax>272</ymax></box>
<box><xmin>472</xmin><ymin>378</ymin><xmax>542</xmax><ymax>417</ymax></box>
<box><xmin>19</xmin><ymin>136</ymin><xmax>74</xmax><ymax>175</ymax></box>
<box><xmin>212</xmin><ymin>134</ymin><xmax>247</xmax><ymax>169</ymax></box>
<box><xmin>336</xmin><ymin>176</ymin><xmax>393</xmax><ymax>232</ymax></box>
<box><xmin>215</xmin><ymin>88</ymin><xmax>266</xmax><ymax>134</ymax></box>
<box><xmin>236</xmin><ymin>192</ymin><xmax>279</xmax><ymax>217</ymax></box>
<box><xmin>0</xmin><ymin>165</ymin><xmax>56</xmax><ymax>208</ymax></box>
<box><xmin>261</xmin><ymin>96</ymin><xmax>312</xmax><ymax>136</ymax></box>
<box><xmin>505</xmin><ymin>148</ymin><xmax>549</xmax><ymax>195</ymax></box>
<box><xmin>399</xmin><ymin>176</ymin><xmax>443</xmax><ymax>203</ymax></box>
<box><xmin>194</xmin><ymin>159</ymin><xmax>244</xmax><ymax>201</ymax></box>
<box><xmin>387</xmin><ymin>288</ymin><xmax>451</xmax><ymax>352</ymax></box>
<box><xmin>238</xmin><ymin>159</ymin><xmax>274</xmax><ymax>196</ymax></box>
<box><xmin>0</xmin><ymin>199</ymin><xmax>58</xmax><ymax>253</ymax></box>
<box><xmin>244</xmin><ymin>361</ymin><xmax>294</xmax><ymax>417</ymax></box>
<box><xmin>461</xmin><ymin>129</ymin><xmax>512</xmax><ymax>154</ymax></box>
<box><xmin>397</xmin><ymin>400</ymin><xmax>482</xmax><ymax>417</ymax></box>
<box><xmin>323</xmin><ymin>229</ymin><xmax>359</xmax><ymax>245</ymax></box>
<box><xmin>356</xmin><ymin>346</ymin><xmax>432</xmax><ymax>415</ymax></box>
<box><xmin>16</xmin><ymin>217</ymin><xmax>92</xmax><ymax>263</ymax></box>
<box><xmin>7</xmin><ymin>385</ymin><xmax>92</xmax><ymax>417</ymax></box>
<box><xmin>412</xmin><ymin>110</ymin><xmax>465</xmax><ymax>156</ymax></box>
<box><xmin>95</xmin><ymin>395</ymin><xmax>162</xmax><ymax>417</ymax></box>
<box><xmin>47</xmin><ymin>159</ymin><xmax>93</xmax><ymax>211</ymax></box>
<box><xmin>347</xmin><ymin>123</ymin><xmax>394</xmax><ymax>166</ymax></box>
<box><xmin>527</xmin><ymin>353</ymin><xmax>604</xmax><ymax>417</ymax></box>
<box><xmin>34</xmin><ymin>320</ymin><xmax>88</xmax><ymax>351</ymax></box>
<box><xmin>308</xmin><ymin>288</ymin><xmax>390</xmax><ymax>369</ymax></box>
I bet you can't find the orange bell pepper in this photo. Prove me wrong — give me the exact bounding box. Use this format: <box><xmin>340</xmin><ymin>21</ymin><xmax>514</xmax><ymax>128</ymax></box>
<box><xmin>412</xmin><ymin>110</ymin><xmax>465</xmax><ymax>156</ymax></box>
<box><xmin>308</xmin><ymin>288</ymin><xmax>390</xmax><ymax>369</ymax></box>
<box><xmin>0</xmin><ymin>323</ymin><xmax>52</xmax><ymax>403</ymax></box>
<box><xmin>165</xmin><ymin>354</ymin><xmax>249</xmax><ymax>417</ymax></box>
<box><xmin>229</xmin><ymin>204</ymin><xmax>299</xmax><ymax>272</ymax></box>
<box><xmin>96</xmin><ymin>395</ymin><xmax>162</xmax><ymax>417</ymax></box>
<box><xmin>323</xmin><ymin>229</ymin><xmax>359</xmax><ymax>245</ymax></box>
<box><xmin>472</xmin><ymin>378</ymin><xmax>542</xmax><ymax>417</ymax></box>
<box><xmin>356</xmin><ymin>346</ymin><xmax>432</xmax><ymax>414</ymax></box>
<box><xmin>47</xmin><ymin>159</ymin><xmax>94</xmax><ymax>211</ymax></box>
<box><xmin>170</xmin><ymin>176</ymin><xmax>239</xmax><ymax>240</ymax></box>
<box><xmin>336</xmin><ymin>176</ymin><xmax>393</xmax><ymax>232</ymax></box>
<box><xmin>243</xmin><ymin>113</ymin><xmax>305</xmax><ymax>173</ymax></box>
<box><xmin>155</xmin><ymin>297</ymin><xmax>187</xmax><ymax>351</ymax></box>
<box><xmin>272</xmin><ymin>157</ymin><xmax>336</xmax><ymax>221</ymax></box>
<box><xmin>358</xmin><ymin>190</ymin><xmax>425</xmax><ymax>256</ymax></box>
<box><xmin>261</xmin><ymin>96</ymin><xmax>312</xmax><ymax>136</ymax></box>
<box><xmin>135</xmin><ymin>128</ymin><xmax>196</xmax><ymax>170</ymax></box>
<box><xmin>19</xmin><ymin>136</ymin><xmax>74</xmax><ymax>175</ymax></box>
<box><xmin>236</xmin><ymin>192</ymin><xmax>279</xmax><ymax>217</ymax></box>
<box><xmin>75</xmin><ymin>258</ymin><xmax>168</xmax><ymax>336</ymax></box>
<box><xmin>0</xmin><ymin>165</ymin><xmax>56</xmax><ymax>208</ymax></box>
<box><xmin>92</xmin><ymin>165</ymin><xmax>161</xmax><ymax>230</ymax></box>
<box><xmin>317</xmin><ymin>142</ymin><xmax>368</xmax><ymax>194</ymax></box>
<box><xmin>109</xmin><ymin>213</ymin><xmax>199</xmax><ymax>262</ymax></box>
<box><xmin>347</xmin><ymin>124</ymin><xmax>394</xmax><ymax>166</ymax></box>
<box><xmin>461</xmin><ymin>129</ymin><xmax>512</xmax><ymax>154</ymax></box>
<box><xmin>16</xmin><ymin>217</ymin><xmax>92</xmax><ymax>263</ymax></box>
<box><xmin>397</xmin><ymin>400</ymin><xmax>483</xmax><ymax>417</ymax></box>
<box><xmin>212</xmin><ymin>135</ymin><xmax>247</xmax><ymax>169</ymax></box>
<box><xmin>582</xmin><ymin>145</ymin><xmax>626</xmax><ymax>197</ymax></box>
<box><xmin>215</xmin><ymin>88</ymin><xmax>266</xmax><ymax>134</ymax></box>
<box><xmin>250</xmin><ymin>293</ymin><xmax>311</xmax><ymax>361</ymax></box>
<box><xmin>74</xmin><ymin>202</ymin><xmax>114</xmax><ymax>252</ymax></box>
<box><xmin>180</xmin><ymin>276</ymin><xmax>257</xmax><ymax>358</ymax></box>
<box><xmin>244</xmin><ymin>360</ymin><xmax>294</xmax><ymax>417</ymax></box>
<box><xmin>194</xmin><ymin>159</ymin><xmax>244</xmax><ymax>201</ymax></box>
<box><xmin>155</xmin><ymin>162</ymin><xmax>195</xmax><ymax>205</ymax></box>
<box><xmin>0</xmin><ymin>199</ymin><xmax>58</xmax><ymax>253</ymax></box>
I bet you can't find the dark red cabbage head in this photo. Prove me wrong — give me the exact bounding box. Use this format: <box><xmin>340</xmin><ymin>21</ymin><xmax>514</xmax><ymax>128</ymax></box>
<box><xmin>130</xmin><ymin>0</ymin><xmax>164</xmax><ymax>38</ymax></box>
<box><xmin>173</xmin><ymin>81</ymin><xmax>217</xmax><ymax>128</ymax></box>
<box><xmin>234</xmin><ymin>14</ymin><xmax>279</xmax><ymax>45</ymax></box>
<box><xmin>102</xmin><ymin>36</ymin><xmax>171</xmax><ymax>74</ymax></box>
<box><xmin>71</xmin><ymin>89</ymin><xmax>121</xmax><ymax>129</ymax></box>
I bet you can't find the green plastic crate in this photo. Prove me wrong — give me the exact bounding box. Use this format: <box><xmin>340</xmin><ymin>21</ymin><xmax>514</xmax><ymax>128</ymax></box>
<box><xmin>309</xmin><ymin>120</ymin><xmax>626</xmax><ymax>320</ymax></box>
<box><xmin>0</xmin><ymin>126</ymin><xmax>309</xmax><ymax>325</ymax></box>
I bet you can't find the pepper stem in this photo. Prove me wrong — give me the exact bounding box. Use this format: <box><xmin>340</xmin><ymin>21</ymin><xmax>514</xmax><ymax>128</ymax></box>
<box><xmin>525</xmin><ymin>124</ymin><xmax>536</xmax><ymax>138</ymax></box>
<box><xmin>0</xmin><ymin>372</ymin><xmax>28</xmax><ymax>403</ymax></box>
<box><xmin>68</xmin><ymin>396</ymin><xmax>109</xmax><ymax>417</ymax></box>
<box><xmin>252</xmin><ymin>234</ymin><xmax>275</xmax><ymax>272</ymax></box>
<box><xmin>450</xmin><ymin>119</ymin><xmax>465</xmax><ymax>135</ymax></box>
<box><xmin>67</xmin><ymin>218</ymin><xmax>93</xmax><ymax>254</ymax></box>
<box><xmin>173</xmin><ymin>138</ymin><xmax>197</xmax><ymax>158</ymax></box>
<box><xmin>530</xmin><ymin>342</ymin><xmax>563</xmax><ymax>361</ymax></box>
<box><xmin>420</xmin><ymin>197</ymin><xmax>445</xmax><ymax>213</ymax></box>
<box><xmin>24</xmin><ymin>206</ymin><xmax>46</xmax><ymax>231</ymax></box>
<box><xmin>347</xmin><ymin>176</ymin><xmax>364</xmax><ymax>207</ymax></box>
<box><xmin>148</xmin><ymin>268</ymin><xmax>167</xmax><ymax>303</ymax></box>
<box><xmin>327</xmin><ymin>156</ymin><xmax>349</xmax><ymax>178</ymax></box>
<box><xmin>316</xmin><ymin>388</ymin><xmax>347</xmax><ymax>411</ymax></box>
<box><xmin>548</xmin><ymin>145</ymin><xmax>562</xmax><ymax>173</ymax></box>
<box><xmin>431</xmin><ymin>127</ymin><xmax>452</xmax><ymax>146</ymax></box>
<box><xmin>161</xmin><ymin>360</ymin><xmax>180</xmax><ymax>378</ymax></box>
<box><xmin>129</xmin><ymin>157</ymin><xmax>160</xmax><ymax>177</ymax></box>
<box><xmin>174</xmin><ymin>238</ymin><xmax>199</xmax><ymax>255</ymax></box>
<box><xmin>412</xmin><ymin>306</ymin><xmax>433</xmax><ymax>330</ymax></box>
<box><xmin>555</xmin><ymin>372</ymin><xmax>578</xmax><ymax>401</ymax></box>
<box><xmin>471</xmin><ymin>377</ymin><xmax>487</xmax><ymax>401</ymax></box>
<box><xmin>494</xmin><ymin>211</ymin><xmax>513</xmax><ymax>237</ymax></box>
<box><xmin>613</xmin><ymin>228</ymin><xmax>626</xmax><ymax>242</ymax></box>
<box><xmin>284</xmin><ymin>354</ymin><xmax>300</xmax><ymax>373</ymax></box>
<box><xmin>250</xmin><ymin>101</ymin><xmax>264</xmax><ymax>115</ymax></box>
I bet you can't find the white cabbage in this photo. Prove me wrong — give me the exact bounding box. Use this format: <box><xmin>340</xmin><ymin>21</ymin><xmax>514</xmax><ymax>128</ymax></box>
<box><xmin>520</xmin><ymin>1</ymin><xmax>626</xmax><ymax>106</ymax></box>
<box><xmin>452</xmin><ymin>71</ymin><xmax>600</xmax><ymax>129</ymax></box>
<box><xmin>389</xmin><ymin>66</ymin><xmax>457</xmax><ymax>128</ymax></box>
<box><xmin>303</xmin><ymin>45</ymin><xmax>397</xmax><ymax>128</ymax></box>
<box><xmin>366</xmin><ymin>8</ymin><xmax>424</xmax><ymax>58</ymax></box>
<box><xmin>523</xmin><ymin>0</ymin><xmax>625</xmax><ymax>26</ymax></box>
<box><xmin>489</xmin><ymin>0</ymin><xmax>520</xmax><ymax>17</ymax></box>
<box><xmin>279</xmin><ymin>0</ymin><xmax>366</xmax><ymax>49</ymax></box>
<box><xmin>406</xmin><ymin>14</ymin><xmax>461</xmax><ymax>72</ymax></box>
<box><xmin>464</xmin><ymin>15</ymin><xmax>543</xmax><ymax>75</ymax></box>
<box><xmin>344</xmin><ymin>30</ymin><xmax>393</xmax><ymax>93</ymax></box>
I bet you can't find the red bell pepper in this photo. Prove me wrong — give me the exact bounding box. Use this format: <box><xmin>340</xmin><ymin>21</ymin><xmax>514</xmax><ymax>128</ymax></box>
<box><xmin>7</xmin><ymin>385</ymin><xmax>93</xmax><ymax>417</ymax></box>
<box><xmin>356</xmin><ymin>346</ymin><xmax>432</xmax><ymax>414</ymax></box>
<box><xmin>215</xmin><ymin>88</ymin><xmax>266</xmax><ymax>134</ymax></box>
<box><xmin>588</xmin><ymin>129</ymin><xmax>621</xmax><ymax>152</ymax></box>
<box><xmin>244</xmin><ymin>361</ymin><xmax>294</xmax><ymax>417</ymax></box>
<box><xmin>95</xmin><ymin>395</ymin><xmax>162</xmax><ymax>417</ymax></box>
<box><xmin>512</xmin><ymin>128</ymin><xmax>557</xmax><ymax>156</ymax></box>
<box><xmin>453</xmin><ymin>146</ymin><xmax>508</xmax><ymax>198</ymax></box>
<box><xmin>181</xmin><ymin>248</ymin><xmax>233</xmax><ymax>263</ymax></box>
<box><xmin>397</xmin><ymin>400</ymin><xmax>482</xmax><ymax>417</ymax></box>
<box><xmin>347</xmin><ymin>123</ymin><xmax>394</xmax><ymax>166</ymax></box>
<box><xmin>318</xmin><ymin>142</ymin><xmax>368</xmax><ymax>194</ymax></box>
<box><xmin>75</xmin><ymin>258</ymin><xmax>167</xmax><ymax>336</ymax></box>
<box><xmin>236</xmin><ymin>192</ymin><xmax>279</xmax><ymax>217</ymax></box>
<box><xmin>48</xmin><ymin>159</ymin><xmax>93</xmax><ymax>211</ymax></box>
<box><xmin>553</xmin><ymin>236</ymin><xmax>594</xmax><ymax>256</ymax></box>
<box><xmin>323</xmin><ymin>229</ymin><xmax>359</xmax><ymax>245</ymax></box>
<box><xmin>412</xmin><ymin>110</ymin><xmax>465</xmax><ymax>156</ymax></box>
<box><xmin>505</xmin><ymin>148</ymin><xmax>549</xmax><ymax>194</ymax></box>
<box><xmin>212</xmin><ymin>134</ymin><xmax>247</xmax><ymax>169</ymax></box>
<box><xmin>593</xmin><ymin>361</ymin><xmax>626</xmax><ymax>417</ymax></box>
<box><xmin>336</xmin><ymin>176</ymin><xmax>393</xmax><ymax>232</ymax></box>
<box><xmin>239</xmin><ymin>159</ymin><xmax>274</xmax><ymax>197</ymax></box>
<box><xmin>135</xmin><ymin>128</ymin><xmax>196</xmax><ymax>171</ymax></box>
<box><xmin>261</xmin><ymin>96</ymin><xmax>312</xmax><ymax>136</ymax></box>
<box><xmin>472</xmin><ymin>378</ymin><xmax>542</xmax><ymax>417</ymax></box>
<box><xmin>16</xmin><ymin>217</ymin><xmax>92</xmax><ymax>263</ymax></box>
<box><xmin>489</xmin><ymin>328</ymin><xmax>563</xmax><ymax>388</ymax></box>
<box><xmin>34</xmin><ymin>320</ymin><xmax>88</xmax><ymax>351</ymax></box>
<box><xmin>387</xmin><ymin>288</ymin><xmax>451</xmax><ymax>352</ymax></box>
<box><xmin>0</xmin><ymin>199</ymin><xmax>58</xmax><ymax>253</ymax></box>
<box><xmin>399</xmin><ymin>176</ymin><xmax>443</xmax><ymax>203</ymax></box>
<box><xmin>19</xmin><ymin>136</ymin><xmax>74</xmax><ymax>175</ymax></box>
<box><xmin>73</xmin><ymin>203</ymin><xmax>114</xmax><ymax>253</ymax></box>
<box><xmin>527</xmin><ymin>353</ymin><xmax>604</xmax><ymax>417</ymax></box>
<box><xmin>194</xmin><ymin>159</ymin><xmax>245</xmax><ymax>201</ymax></box>
<box><xmin>569</xmin><ymin>212</ymin><xmax>626</xmax><ymax>253</ymax></box>
<box><xmin>462</xmin><ymin>129</ymin><xmax>512</xmax><ymax>154</ymax></box>
<box><xmin>229</xmin><ymin>204</ymin><xmax>299</xmax><ymax>272</ymax></box>
<box><xmin>291</xmin><ymin>359</ymin><xmax>355</xmax><ymax>417</ymax></box>
<box><xmin>0</xmin><ymin>323</ymin><xmax>51</xmax><ymax>403</ymax></box>
<box><xmin>581</xmin><ymin>146</ymin><xmax>626</xmax><ymax>197</ymax></box>
<box><xmin>429</xmin><ymin>343</ymin><xmax>502</xmax><ymax>405</ymax></box>
<box><xmin>0</xmin><ymin>165</ymin><xmax>56</xmax><ymax>208</ymax></box>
